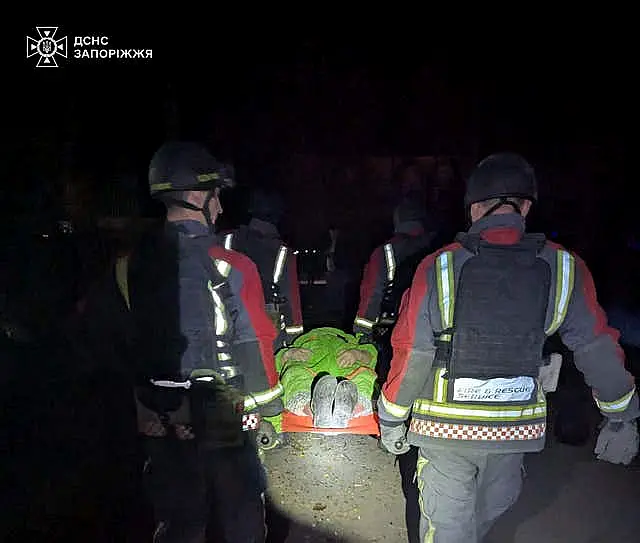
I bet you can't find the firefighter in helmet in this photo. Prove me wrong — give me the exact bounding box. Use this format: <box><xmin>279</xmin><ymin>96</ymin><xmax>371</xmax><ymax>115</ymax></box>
<box><xmin>377</xmin><ymin>152</ymin><xmax>639</xmax><ymax>543</ymax></box>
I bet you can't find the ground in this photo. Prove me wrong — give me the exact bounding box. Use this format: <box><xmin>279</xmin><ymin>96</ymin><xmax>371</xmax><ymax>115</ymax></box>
<box><xmin>265</xmin><ymin>433</ymin><xmax>407</xmax><ymax>542</ymax></box>
<box><xmin>263</xmin><ymin>429</ymin><xmax>640</xmax><ymax>543</ymax></box>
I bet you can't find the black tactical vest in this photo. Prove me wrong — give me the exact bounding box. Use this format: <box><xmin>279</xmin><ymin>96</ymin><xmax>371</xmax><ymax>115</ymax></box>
<box><xmin>226</xmin><ymin>226</ymin><xmax>284</xmax><ymax>305</ymax></box>
<box><xmin>444</xmin><ymin>232</ymin><xmax>551</xmax><ymax>384</ymax></box>
<box><xmin>128</xmin><ymin>227</ymin><xmax>234</xmax><ymax>380</ymax></box>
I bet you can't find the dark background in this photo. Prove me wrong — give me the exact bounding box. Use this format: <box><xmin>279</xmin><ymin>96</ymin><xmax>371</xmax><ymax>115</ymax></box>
<box><xmin>2</xmin><ymin>24</ymin><xmax>638</xmax><ymax>543</ymax></box>
<box><xmin>10</xmin><ymin>28</ymin><xmax>633</xmax><ymax>204</ymax></box>
<box><xmin>5</xmin><ymin>26</ymin><xmax>636</xmax><ymax>305</ymax></box>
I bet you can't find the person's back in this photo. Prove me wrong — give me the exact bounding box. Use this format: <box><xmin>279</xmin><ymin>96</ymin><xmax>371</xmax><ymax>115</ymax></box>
<box><xmin>353</xmin><ymin>194</ymin><xmax>437</xmax><ymax>338</ymax></box>
<box><xmin>222</xmin><ymin>187</ymin><xmax>303</xmax><ymax>349</ymax></box>
<box><xmin>377</xmin><ymin>152</ymin><xmax>640</xmax><ymax>543</ymax></box>
<box><xmin>74</xmin><ymin>142</ymin><xmax>282</xmax><ymax>543</ymax></box>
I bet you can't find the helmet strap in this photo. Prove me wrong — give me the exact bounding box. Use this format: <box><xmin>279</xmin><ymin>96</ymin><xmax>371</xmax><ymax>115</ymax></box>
<box><xmin>482</xmin><ymin>197</ymin><xmax>521</xmax><ymax>219</ymax></box>
<box><xmin>201</xmin><ymin>191</ymin><xmax>215</xmax><ymax>234</ymax></box>
<box><xmin>165</xmin><ymin>190</ymin><xmax>216</xmax><ymax>234</ymax></box>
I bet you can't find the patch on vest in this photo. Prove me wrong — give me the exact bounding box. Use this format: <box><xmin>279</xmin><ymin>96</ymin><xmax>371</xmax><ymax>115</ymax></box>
<box><xmin>242</xmin><ymin>413</ymin><xmax>261</xmax><ymax>431</ymax></box>
<box><xmin>452</xmin><ymin>376</ymin><xmax>535</xmax><ymax>403</ymax></box>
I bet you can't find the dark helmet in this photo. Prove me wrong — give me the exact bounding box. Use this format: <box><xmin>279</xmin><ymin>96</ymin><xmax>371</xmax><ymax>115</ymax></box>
<box><xmin>393</xmin><ymin>191</ymin><xmax>427</xmax><ymax>225</ymax></box>
<box><xmin>248</xmin><ymin>187</ymin><xmax>285</xmax><ymax>225</ymax></box>
<box><xmin>148</xmin><ymin>141</ymin><xmax>235</xmax><ymax>198</ymax></box>
<box><xmin>464</xmin><ymin>152</ymin><xmax>537</xmax><ymax>208</ymax></box>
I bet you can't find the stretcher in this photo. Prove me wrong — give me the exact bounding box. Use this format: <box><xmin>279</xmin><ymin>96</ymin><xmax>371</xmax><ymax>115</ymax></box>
<box><xmin>265</xmin><ymin>390</ymin><xmax>381</xmax><ymax>439</ymax></box>
<box><xmin>281</xmin><ymin>409</ymin><xmax>380</xmax><ymax>436</ymax></box>
<box><xmin>265</xmin><ymin>327</ymin><xmax>382</xmax><ymax>439</ymax></box>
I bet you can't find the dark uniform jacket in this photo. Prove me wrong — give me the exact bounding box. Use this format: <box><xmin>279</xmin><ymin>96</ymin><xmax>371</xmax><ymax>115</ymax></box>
<box><xmin>221</xmin><ymin>218</ymin><xmax>303</xmax><ymax>349</ymax></box>
<box><xmin>72</xmin><ymin>220</ymin><xmax>283</xmax><ymax>416</ymax></box>
<box><xmin>378</xmin><ymin>213</ymin><xmax>639</xmax><ymax>453</ymax></box>
<box><xmin>353</xmin><ymin>222</ymin><xmax>435</xmax><ymax>335</ymax></box>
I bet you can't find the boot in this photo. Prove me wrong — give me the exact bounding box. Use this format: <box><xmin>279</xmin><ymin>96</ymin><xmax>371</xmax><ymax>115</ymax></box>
<box><xmin>332</xmin><ymin>379</ymin><xmax>358</xmax><ymax>428</ymax></box>
<box><xmin>311</xmin><ymin>375</ymin><xmax>338</xmax><ymax>428</ymax></box>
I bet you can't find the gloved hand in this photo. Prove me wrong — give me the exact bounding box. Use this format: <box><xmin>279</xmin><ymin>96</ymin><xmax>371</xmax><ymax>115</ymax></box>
<box><xmin>380</xmin><ymin>422</ymin><xmax>410</xmax><ymax>455</ymax></box>
<box><xmin>256</xmin><ymin>420</ymin><xmax>279</xmax><ymax>451</ymax></box>
<box><xmin>594</xmin><ymin>419</ymin><xmax>639</xmax><ymax>465</ymax></box>
<box><xmin>280</xmin><ymin>347</ymin><xmax>313</xmax><ymax>364</ymax></box>
<box><xmin>336</xmin><ymin>349</ymin><xmax>372</xmax><ymax>368</ymax></box>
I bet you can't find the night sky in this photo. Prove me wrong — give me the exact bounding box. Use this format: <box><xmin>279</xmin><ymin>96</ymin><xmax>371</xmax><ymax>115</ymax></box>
<box><xmin>10</xmin><ymin>28</ymin><xmax>634</xmax><ymax>241</ymax></box>
<box><xmin>14</xmin><ymin>32</ymin><xmax>632</xmax><ymax>156</ymax></box>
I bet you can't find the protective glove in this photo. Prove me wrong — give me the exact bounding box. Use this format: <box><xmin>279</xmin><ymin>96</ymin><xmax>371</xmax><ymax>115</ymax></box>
<box><xmin>256</xmin><ymin>420</ymin><xmax>280</xmax><ymax>451</ymax></box>
<box><xmin>280</xmin><ymin>347</ymin><xmax>313</xmax><ymax>364</ymax></box>
<box><xmin>380</xmin><ymin>422</ymin><xmax>410</xmax><ymax>455</ymax></box>
<box><xmin>336</xmin><ymin>349</ymin><xmax>372</xmax><ymax>368</ymax></box>
<box><xmin>594</xmin><ymin>419</ymin><xmax>639</xmax><ymax>465</ymax></box>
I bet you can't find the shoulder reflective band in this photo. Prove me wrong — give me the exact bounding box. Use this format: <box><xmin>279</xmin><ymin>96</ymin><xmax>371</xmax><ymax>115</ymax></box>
<box><xmin>544</xmin><ymin>250</ymin><xmax>575</xmax><ymax>335</ymax></box>
<box><xmin>214</xmin><ymin>258</ymin><xmax>231</xmax><ymax>278</ymax></box>
<box><xmin>207</xmin><ymin>280</ymin><xmax>229</xmax><ymax>335</ymax></box>
<box><xmin>223</xmin><ymin>233</ymin><xmax>233</xmax><ymax>250</ymax></box>
<box><xmin>435</xmin><ymin>251</ymin><xmax>454</xmax><ymax>341</ymax></box>
<box><xmin>115</xmin><ymin>255</ymin><xmax>131</xmax><ymax>310</ymax></box>
<box><xmin>273</xmin><ymin>245</ymin><xmax>288</xmax><ymax>284</ymax></box>
<box><xmin>383</xmin><ymin>243</ymin><xmax>396</xmax><ymax>282</ymax></box>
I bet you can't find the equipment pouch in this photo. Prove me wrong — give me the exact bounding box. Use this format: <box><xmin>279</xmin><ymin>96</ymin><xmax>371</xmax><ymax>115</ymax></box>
<box><xmin>189</xmin><ymin>374</ymin><xmax>246</xmax><ymax>450</ymax></box>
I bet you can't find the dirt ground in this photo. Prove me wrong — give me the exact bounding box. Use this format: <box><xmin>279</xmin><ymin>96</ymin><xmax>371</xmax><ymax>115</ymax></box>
<box><xmin>265</xmin><ymin>433</ymin><xmax>407</xmax><ymax>542</ymax></box>
<box><xmin>263</xmin><ymin>430</ymin><xmax>640</xmax><ymax>543</ymax></box>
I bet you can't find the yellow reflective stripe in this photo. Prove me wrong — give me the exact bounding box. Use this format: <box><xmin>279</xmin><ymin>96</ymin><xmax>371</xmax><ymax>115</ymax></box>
<box><xmin>383</xmin><ymin>243</ymin><xmax>396</xmax><ymax>282</ymax></box>
<box><xmin>207</xmin><ymin>280</ymin><xmax>228</xmax><ymax>335</ymax></box>
<box><xmin>545</xmin><ymin>250</ymin><xmax>575</xmax><ymax>335</ymax></box>
<box><xmin>380</xmin><ymin>392</ymin><xmax>411</xmax><ymax>419</ymax></box>
<box><xmin>217</xmin><ymin>353</ymin><xmax>232</xmax><ymax>361</ymax></box>
<box><xmin>413</xmin><ymin>398</ymin><xmax>546</xmax><ymax>422</ymax></box>
<box><xmin>223</xmin><ymin>233</ymin><xmax>233</xmax><ymax>250</ymax></box>
<box><xmin>285</xmin><ymin>325</ymin><xmax>304</xmax><ymax>334</ymax></box>
<box><xmin>244</xmin><ymin>383</ymin><xmax>284</xmax><ymax>410</ymax></box>
<box><xmin>115</xmin><ymin>255</ymin><xmax>130</xmax><ymax>310</ymax></box>
<box><xmin>214</xmin><ymin>258</ymin><xmax>231</xmax><ymax>278</ymax></box>
<box><xmin>416</xmin><ymin>456</ymin><xmax>436</xmax><ymax>543</ymax></box>
<box><xmin>435</xmin><ymin>251</ymin><xmax>454</xmax><ymax>331</ymax></box>
<box><xmin>595</xmin><ymin>387</ymin><xmax>635</xmax><ymax>413</ymax></box>
<box><xmin>273</xmin><ymin>245</ymin><xmax>288</xmax><ymax>284</ymax></box>
<box><xmin>150</xmin><ymin>182</ymin><xmax>172</xmax><ymax>192</ymax></box>
<box><xmin>196</xmin><ymin>172</ymin><xmax>220</xmax><ymax>183</ymax></box>
<box><xmin>433</xmin><ymin>368</ymin><xmax>448</xmax><ymax>403</ymax></box>
<box><xmin>354</xmin><ymin>317</ymin><xmax>375</xmax><ymax>329</ymax></box>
